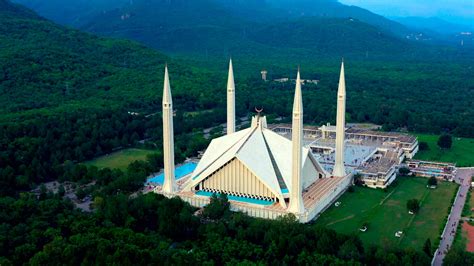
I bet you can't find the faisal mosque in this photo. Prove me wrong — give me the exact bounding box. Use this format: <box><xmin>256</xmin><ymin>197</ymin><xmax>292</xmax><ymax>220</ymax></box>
<box><xmin>154</xmin><ymin>60</ymin><xmax>353</xmax><ymax>223</ymax></box>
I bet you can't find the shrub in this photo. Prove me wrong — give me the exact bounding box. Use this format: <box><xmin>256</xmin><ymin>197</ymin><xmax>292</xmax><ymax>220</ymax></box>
<box><xmin>407</xmin><ymin>199</ymin><xmax>420</xmax><ymax>213</ymax></box>
<box><xmin>419</xmin><ymin>141</ymin><xmax>429</xmax><ymax>151</ymax></box>
<box><xmin>399</xmin><ymin>167</ymin><xmax>411</xmax><ymax>176</ymax></box>
<box><xmin>437</xmin><ymin>134</ymin><xmax>452</xmax><ymax>149</ymax></box>
<box><xmin>202</xmin><ymin>193</ymin><xmax>231</xmax><ymax>220</ymax></box>
<box><xmin>428</xmin><ymin>176</ymin><xmax>438</xmax><ymax>187</ymax></box>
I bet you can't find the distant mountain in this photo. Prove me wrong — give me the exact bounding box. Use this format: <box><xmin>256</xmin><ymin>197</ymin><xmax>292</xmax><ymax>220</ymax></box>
<box><xmin>392</xmin><ymin>16</ymin><xmax>473</xmax><ymax>35</ymax></box>
<box><xmin>0</xmin><ymin>0</ymin><xmax>38</xmax><ymax>18</ymax></box>
<box><xmin>7</xmin><ymin>0</ymin><xmax>472</xmax><ymax>60</ymax></box>
<box><xmin>74</xmin><ymin>0</ymin><xmax>423</xmax><ymax>60</ymax></box>
<box><xmin>13</xmin><ymin>0</ymin><xmax>419</xmax><ymax>38</ymax></box>
<box><xmin>251</xmin><ymin>17</ymin><xmax>414</xmax><ymax>55</ymax></box>
<box><xmin>266</xmin><ymin>0</ymin><xmax>416</xmax><ymax>38</ymax></box>
<box><xmin>11</xmin><ymin>0</ymin><xmax>130</xmax><ymax>26</ymax></box>
<box><xmin>80</xmin><ymin>0</ymin><xmax>249</xmax><ymax>54</ymax></box>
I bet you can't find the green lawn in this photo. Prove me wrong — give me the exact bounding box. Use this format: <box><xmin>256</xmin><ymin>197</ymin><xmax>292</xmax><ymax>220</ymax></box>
<box><xmin>415</xmin><ymin>134</ymin><xmax>474</xmax><ymax>167</ymax></box>
<box><xmin>85</xmin><ymin>148</ymin><xmax>156</xmax><ymax>171</ymax></box>
<box><xmin>453</xmin><ymin>221</ymin><xmax>469</xmax><ymax>250</ymax></box>
<box><xmin>462</xmin><ymin>189</ymin><xmax>473</xmax><ymax>218</ymax></box>
<box><xmin>315</xmin><ymin>177</ymin><xmax>458</xmax><ymax>249</ymax></box>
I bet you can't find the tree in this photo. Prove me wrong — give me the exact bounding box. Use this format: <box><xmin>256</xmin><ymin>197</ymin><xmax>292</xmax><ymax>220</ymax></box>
<box><xmin>39</xmin><ymin>184</ymin><xmax>47</xmax><ymax>200</ymax></box>
<box><xmin>407</xmin><ymin>199</ymin><xmax>420</xmax><ymax>213</ymax></box>
<box><xmin>428</xmin><ymin>176</ymin><xmax>438</xmax><ymax>187</ymax></box>
<box><xmin>57</xmin><ymin>185</ymin><xmax>65</xmax><ymax>197</ymax></box>
<box><xmin>338</xmin><ymin>237</ymin><xmax>363</xmax><ymax>261</ymax></box>
<box><xmin>399</xmin><ymin>167</ymin><xmax>411</xmax><ymax>176</ymax></box>
<box><xmin>419</xmin><ymin>141</ymin><xmax>429</xmax><ymax>151</ymax></box>
<box><xmin>146</xmin><ymin>153</ymin><xmax>163</xmax><ymax>171</ymax></box>
<box><xmin>202</xmin><ymin>193</ymin><xmax>230</xmax><ymax>220</ymax></box>
<box><xmin>76</xmin><ymin>187</ymin><xmax>86</xmax><ymax>200</ymax></box>
<box><xmin>423</xmin><ymin>238</ymin><xmax>432</xmax><ymax>256</ymax></box>
<box><xmin>437</xmin><ymin>134</ymin><xmax>452</xmax><ymax>149</ymax></box>
<box><xmin>444</xmin><ymin>248</ymin><xmax>474</xmax><ymax>266</ymax></box>
<box><xmin>353</xmin><ymin>173</ymin><xmax>363</xmax><ymax>186</ymax></box>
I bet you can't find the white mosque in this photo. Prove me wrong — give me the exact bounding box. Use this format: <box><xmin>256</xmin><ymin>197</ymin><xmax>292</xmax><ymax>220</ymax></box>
<box><xmin>155</xmin><ymin>60</ymin><xmax>352</xmax><ymax>223</ymax></box>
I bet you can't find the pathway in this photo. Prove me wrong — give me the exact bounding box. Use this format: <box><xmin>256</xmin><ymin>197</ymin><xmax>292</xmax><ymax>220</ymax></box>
<box><xmin>433</xmin><ymin>168</ymin><xmax>473</xmax><ymax>266</ymax></box>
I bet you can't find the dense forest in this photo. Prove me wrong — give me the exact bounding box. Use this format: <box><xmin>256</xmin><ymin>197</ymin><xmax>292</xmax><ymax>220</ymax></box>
<box><xmin>0</xmin><ymin>189</ymin><xmax>436</xmax><ymax>265</ymax></box>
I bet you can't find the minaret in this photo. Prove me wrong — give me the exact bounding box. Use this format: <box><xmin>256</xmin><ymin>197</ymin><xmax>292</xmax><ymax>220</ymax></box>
<box><xmin>288</xmin><ymin>69</ymin><xmax>305</xmax><ymax>214</ymax></box>
<box><xmin>162</xmin><ymin>66</ymin><xmax>176</xmax><ymax>193</ymax></box>
<box><xmin>227</xmin><ymin>59</ymin><xmax>236</xmax><ymax>135</ymax></box>
<box><xmin>333</xmin><ymin>61</ymin><xmax>347</xmax><ymax>177</ymax></box>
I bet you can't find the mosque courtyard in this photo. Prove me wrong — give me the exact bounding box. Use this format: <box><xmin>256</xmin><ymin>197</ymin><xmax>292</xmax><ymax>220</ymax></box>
<box><xmin>314</xmin><ymin>176</ymin><xmax>458</xmax><ymax>249</ymax></box>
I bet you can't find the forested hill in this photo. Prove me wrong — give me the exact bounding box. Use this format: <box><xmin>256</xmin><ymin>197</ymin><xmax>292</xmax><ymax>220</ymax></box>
<box><xmin>0</xmin><ymin>0</ymin><xmax>230</xmax><ymax>120</ymax></box>
<box><xmin>0</xmin><ymin>0</ymin><xmax>173</xmax><ymax>117</ymax></box>
<box><xmin>12</xmin><ymin>0</ymin><xmax>461</xmax><ymax>61</ymax></box>
<box><xmin>75</xmin><ymin>0</ymin><xmax>429</xmax><ymax>60</ymax></box>
<box><xmin>11</xmin><ymin>0</ymin><xmax>130</xmax><ymax>26</ymax></box>
<box><xmin>0</xmin><ymin>0</ymin><xmax>230</xmax><ymax>194</ymax></box>
<box><xmin>265</xmin><ymin>0</ymin><xmax>414</xmax><ymax>38</ymax></box>
<box><xmin>0</xmin><ymin>0</ymin><xmax>38</xmax><ymax>18</ymax></box>
<box><xmin>251</xmin><ymin>18</ymin><xmax>411</xmax><ymax>55</ymax></box>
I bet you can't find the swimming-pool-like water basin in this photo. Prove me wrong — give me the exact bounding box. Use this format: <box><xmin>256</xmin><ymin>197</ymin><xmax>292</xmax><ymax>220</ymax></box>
<box><xmin>147</xmin><ymin>162</ymin><xmax>198</xmax><ymax>185</ymax></box>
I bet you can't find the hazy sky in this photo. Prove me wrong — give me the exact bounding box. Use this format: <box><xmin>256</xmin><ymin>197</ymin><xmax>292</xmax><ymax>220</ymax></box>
<box><xmin>339</xmin><ymin>0</ymin><xmax>474</xmax><ymax>24</ymax></box>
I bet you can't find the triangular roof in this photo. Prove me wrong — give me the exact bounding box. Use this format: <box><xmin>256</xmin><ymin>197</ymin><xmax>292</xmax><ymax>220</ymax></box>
<box><xmin>186</xmin><ymin>116</ymin><xmax>327</xmax><ymax>198</ymax></box>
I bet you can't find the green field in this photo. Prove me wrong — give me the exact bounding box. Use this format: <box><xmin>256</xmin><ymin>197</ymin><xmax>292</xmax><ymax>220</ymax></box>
<box><xmin>315</xmin><ymin>177</ymin><xmax>458</xmax><ymax>249</ymax></box>
<box><xmin>85</xmin><ymin>148</ymin><xmax>156</xmax><ymax>171</ymax></box>
<box><xmin>453</xmin><ymin>221</ymin><xmax>469</xmax><ymax>250</ymax></box>
<box><xmin>462</xmin><ymin>189</ymin><xmax>473</xmax><ymax>219</ymax></box>
<box><xmin>415</xmin><ymin>134</ymin><xmax>474</xmax><ymax>167</ymax></box>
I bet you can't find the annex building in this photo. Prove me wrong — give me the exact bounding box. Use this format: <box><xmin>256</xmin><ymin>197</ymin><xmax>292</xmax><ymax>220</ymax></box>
<box><xmin>271</xmin><ymin>123</ymin><xmax>420</xmax><ymax>189</ymax></box>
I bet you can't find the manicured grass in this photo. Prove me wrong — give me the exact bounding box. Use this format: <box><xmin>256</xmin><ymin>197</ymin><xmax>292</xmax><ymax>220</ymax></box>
<box><xmin>462</xmin><ymin>189</ymin><xmax>473</xmax><ymax>218</ymax></box>
<box><xmin>85</xmin><ymin>148</ymin><xmax>156</xmax><ymax>171</ymax></box>
<box><xmin>453</xmin><ymin>221</ymin><xmax>468</xmax><ymax>250</ymax></box>
<box><xmin>315</xmin><ymin>177</ymin><xmax>458</xmax><ymax>249</ymax></box>
<box><xmin>415</xmin><ymin>133</ymin><xmax>474</xmax><ymax>167</ymax></box>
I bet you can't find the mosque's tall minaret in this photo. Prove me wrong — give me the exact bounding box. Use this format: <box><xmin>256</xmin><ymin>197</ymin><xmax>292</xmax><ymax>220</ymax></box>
<box><xmin>333</xmin><ymin>61</ymin><xmax>347</xmax><ymax>177</ymax></box>
<box><xmin>227</xmin><ymin>59</ymin><xmax>236</xmax><ymax>134</ymax></box>
<box><xmin>289</xmin><ymin>69</ymin><xmax>305</xmax><ymax>214</ymax></box>
<box><xmin>162</xmin><ymin>66</ymin><xmax>176</xmax><ymax>193</ymax></box>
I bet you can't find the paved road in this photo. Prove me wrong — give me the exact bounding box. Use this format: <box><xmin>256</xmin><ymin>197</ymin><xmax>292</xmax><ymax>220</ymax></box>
<box><xmin>433</xmin><ymin>168</ymin><xmax>473</xmax><ymax>266</ymax></box>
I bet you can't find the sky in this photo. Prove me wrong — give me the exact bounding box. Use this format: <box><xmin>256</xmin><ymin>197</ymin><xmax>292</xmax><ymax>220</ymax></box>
<box><xmin>339</xmin><ymin>0</ymin><xmax>474</xmax><ymax>24</ymax></box>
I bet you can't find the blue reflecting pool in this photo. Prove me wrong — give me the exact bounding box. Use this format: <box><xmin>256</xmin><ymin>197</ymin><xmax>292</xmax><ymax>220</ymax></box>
<box><xmin>195</xmin><ymin>191</ymin><xmax>275</xmax><ymax>206</ymax></box>
<box><xmin>147</xmin><ymin>162</ymin><xmax>197</xmax><ymax>185</ymax></box>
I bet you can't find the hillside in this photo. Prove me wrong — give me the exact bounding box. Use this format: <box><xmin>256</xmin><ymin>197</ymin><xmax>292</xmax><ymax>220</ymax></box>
<box><xmin>80</xmin><ymin>0</ymin><xmax>248</xmax><ymax>54</ymax></box>
<box><xmin>0</xmin><ymin>0</ymin><xmax>228</xmax><ymax>194</ymax></box>
<box><xmin>12</xmin><ymin>0</ymin><xmax>440</xmax><ymax>60</ymax></box>
<box><xmin>0</xmin><ymin>0</ymin><xmax>225</xmax><ymax>119</ymax></box>
<box><xmin>250</xmin><ymin>18</ymin><xmax>412</xmax><ymax>55</ymax></box>
<box><xmin>11</xmin><ymin>0</ymin><xmax>130</xmax><ymax>26</ymax></box>
<box><xmin>12</xmin><ymin>0</ymin><xmax>416</xmax><ymax>39</ymax></box>
<box><xmin>0</xmin><ymin>0</ymin><xmax>38</xmax><ymax>18</ymax></box>
<box><xmin>74</xmin><ymin>0</ymin><xmax>432</xmax><ymax>60</ymax></box>
<box><xmin>268</xmin><ymin>0</ymin><xmax>415</xmax><ymax>38</ymax></box>
<box><xmin>392</xmin><ymin>16</ymin><xmax>473</xmax><ymax>35</ymax></box>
